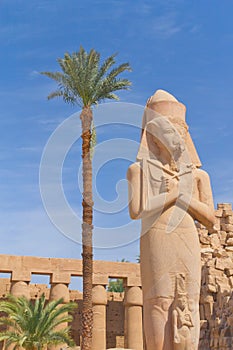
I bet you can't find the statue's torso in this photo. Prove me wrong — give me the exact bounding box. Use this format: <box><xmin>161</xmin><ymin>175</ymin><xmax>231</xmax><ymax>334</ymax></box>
<box><xmin>140</xmin><ymin>160</ymin><xmax>201</xmax><ymax>300</ymax></box>
<box><xmin>142</xmin><ymin>159</ymin><xmax>200</xmax><ymax>230</ymax></box>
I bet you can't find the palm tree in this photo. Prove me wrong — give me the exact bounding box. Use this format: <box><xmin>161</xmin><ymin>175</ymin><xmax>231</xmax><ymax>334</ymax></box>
<box><xmin>0</xmin><ymin>294</ymin><xmax>76</xmax><ymax>350</ymax></box>
<box><xmin>41</xmin><ymin>46</ymin><xmax>132</xmax><ymax>350</ymax></box>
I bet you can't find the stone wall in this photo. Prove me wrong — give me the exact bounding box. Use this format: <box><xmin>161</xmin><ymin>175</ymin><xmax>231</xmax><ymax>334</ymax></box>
<box><xmin>199</xmin><ymin>203</ymin><xmax>233</xmax><ymax>350</ymax></box>
<box><xmin>0</xmin><ymin>203</ymin><xmax>232</xmax><ymax>349</ymax></box>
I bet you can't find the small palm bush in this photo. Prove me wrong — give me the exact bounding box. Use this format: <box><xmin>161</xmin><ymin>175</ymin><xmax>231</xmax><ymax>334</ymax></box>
<box><xmin>0</xmin><ymin>294</ymin><xmax>77</xmax><ymax>350</ymax></box>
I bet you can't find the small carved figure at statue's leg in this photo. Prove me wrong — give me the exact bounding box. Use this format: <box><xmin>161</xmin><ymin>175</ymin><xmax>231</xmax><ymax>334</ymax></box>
<box><xmin>172</xmin><ymin>275</ymin><xmax>195</xmax><ymax>350</ymax></box>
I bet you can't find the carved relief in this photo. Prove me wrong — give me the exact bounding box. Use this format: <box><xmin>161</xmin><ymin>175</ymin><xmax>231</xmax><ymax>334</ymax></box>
<box><xmin>172</xmin><ymin>274</ymin><xmax>194</xmax><ymax>350</ymax></box>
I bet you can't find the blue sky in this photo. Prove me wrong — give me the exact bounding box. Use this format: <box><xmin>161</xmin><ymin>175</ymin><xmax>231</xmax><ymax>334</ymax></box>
<box><xmin>0</xmin><ymin>0</ymin><xmax>233</xmax><ymax>269</ymax></box>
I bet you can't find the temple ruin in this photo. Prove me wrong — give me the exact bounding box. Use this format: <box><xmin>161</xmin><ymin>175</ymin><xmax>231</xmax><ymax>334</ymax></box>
<box><xmin>0</xmin><ymin>203</ymin><xmax>232</xmax><ymax>349</ymax></box>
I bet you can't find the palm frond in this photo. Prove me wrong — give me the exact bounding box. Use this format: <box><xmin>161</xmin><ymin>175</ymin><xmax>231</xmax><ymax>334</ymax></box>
<box><xmin>0</xmin><ymin>294</ymin><xmax>76</xmax><ymax>350</ymax></box>
<box><xmin>40</xmin><ymin>71</ymin><xmax>65</xmax><ymax>83</ymax></box>
<box><xmin>47</xmin><ymin>90</ymin><xmax>63</xmax><ymax>100</ymax></box>
<box><xmin>107</xmin><ymin>62</ymin><xmax>132</xmax><ymax>80</ymax></box>
<box><xmin>41</xmin><ymin>47</ymin><xmax>132</xmax><ymax>108</ymax></box>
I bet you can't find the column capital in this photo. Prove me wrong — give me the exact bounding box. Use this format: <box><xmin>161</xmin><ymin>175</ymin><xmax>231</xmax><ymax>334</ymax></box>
<box><xmin>124</xmin><ymin>286</ymin><xmax>143</xmax><ymax>307</ymax></box>
<box><xmin>10</xmin><ymin>281</ymin><xmax>30</xmax><ymax>299</ymax></box>
<box><xmin>92</xmin><ymin>285</ymin><xmax>107</xmax><ymax>305</ymax></box>
<box><xmin>50</xmin><ymin>283</ymin><xmax>70</xmax><ymax>303</ymax></box>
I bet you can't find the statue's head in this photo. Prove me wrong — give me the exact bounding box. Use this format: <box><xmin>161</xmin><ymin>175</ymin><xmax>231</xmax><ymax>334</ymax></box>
<box><xmin>146</xmin><ymin>116</ymin><xmax>186</xmax><ymax>160</ymax></box>
<box><xmin>137</xmin><ymin>89</ymin><xmax>201</xmax><ymax>168</ymax></box>
<box><xmin>177</xmin><ymin>293</ymin><xmax>188</xmax><ymax>309</ymax></box>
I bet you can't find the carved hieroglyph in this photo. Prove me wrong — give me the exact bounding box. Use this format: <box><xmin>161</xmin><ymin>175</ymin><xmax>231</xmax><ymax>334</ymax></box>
<box><xmin>127</xmin><ymin>89</ymin><xmax>216</xmax><ymax>350</ymax></box>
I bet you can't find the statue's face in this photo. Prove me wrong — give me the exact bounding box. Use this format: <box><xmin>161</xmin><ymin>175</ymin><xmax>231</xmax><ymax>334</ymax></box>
<box><xmin>147</xmin><ymin>117</ymin><xmax>185</xmax><ymax>157</ymax></box>
<box><xmin>178</xmin><ymin>295</ymin><xmax>187</xmax><ymax>309</ymax></box>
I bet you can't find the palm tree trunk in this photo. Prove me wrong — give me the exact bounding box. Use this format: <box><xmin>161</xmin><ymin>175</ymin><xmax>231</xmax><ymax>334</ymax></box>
<box><xmin>80</xmin><ymin>107</ymin><xmax>93</xmax><ymax>350</ymax></box>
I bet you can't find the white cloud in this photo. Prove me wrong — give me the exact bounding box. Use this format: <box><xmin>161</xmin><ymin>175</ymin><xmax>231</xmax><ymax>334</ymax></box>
<box><xmin>151</xmin><ymin>13</ymin><xmax>183</xmax><ymax>38</ymax></box>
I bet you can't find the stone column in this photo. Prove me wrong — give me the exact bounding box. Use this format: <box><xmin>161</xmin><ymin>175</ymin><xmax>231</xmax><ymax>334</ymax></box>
<box><xmin>49</xmin><ymin>274</ymin><xmax>71</xmax><ymax>350</ymax></box>
<box><xmin>124</xmin><ymin>286</ymin><xmax>143</xmax><ymax>350</ymax></box>
<box><xmin>9</xmin><ymin>278</ymin><xmax>31</xmax><ymax>350</ymax></box>
<box><xmin>92</xmin><ymin>284</ymin><xmax>107</xmax><ymax>350</ymax></box>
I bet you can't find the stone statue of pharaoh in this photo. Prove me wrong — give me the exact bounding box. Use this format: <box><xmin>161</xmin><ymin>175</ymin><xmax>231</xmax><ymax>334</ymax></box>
<box><xmin>127</xmin><ymin>89</ymin><xmax>216</xmax><ymax>350</ymax></box>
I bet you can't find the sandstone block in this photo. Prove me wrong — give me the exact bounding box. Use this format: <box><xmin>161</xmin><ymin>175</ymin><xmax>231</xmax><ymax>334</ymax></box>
<box><xmin>11</xmin><ymin>270</ymin><xmax>31</xmax><ymax>282</ymax></box>
<box><xmin>225</xmin><ymin>216</ymin><xmax>233</xmax><ymax>224</ymax></box>
<box><xmin>215</xmin><ymin>209</ymin><xmax>223</xmax><ymax>217</ymax></box>
<box><xmin>209</xmin><ymin>266</ymin><xmax>223</xmax><ymax>276</ymax></box>
<box><xmin>225</xmin><ymin>268</ymin><xmax>233</xmax><ymax>277</ymax></box>
<box><xmin>219</xmin><ymin>231</ymin><xmax>227</xmax><ymax>245</ymax></box>
<box><xmin>226</xmin><ymin>237</ymin><xmax>233</xmax><ymax>246</ymax></box>
<box><xmin>217</xmin><ymin>203</ymin><xmax>232</xmax><ymax>211</ymax></box>
<box><xmin>216</xmin><ymin>276</ymin><xmax>231</xmax><ymax>294</ymax></box>
<box><xmin>215</xmin><ymin>257</ymin><xmax>233</xmax><ymax>271</ymax></box>
<box><xmin>222</xmin><ymin>209</ymin><xmax>233</xmax><ymax>218</ymax></box>
<box><xmin>201</xmin><ymin>247</ymin><xmax>214</xmax><ymax>254</ymax></box>
<box><xmin>200</xmin><ymin>235</ymin><xmax>210</xmax><ymax>245</ymax></box>
<box><xmin>210</xmin><ymin>234</ymin><xmax>221</xmax><ymax>249</ymax></box>
<box><xmin>225</xmin><ymin>246</ymin><xmax>233</xmax><ymax>252</ymax></box>
<box><xmin>92</xmin><ymin>274</ymin><xmax>109</xmax><ymax>285</ymax></box>
<box><xmin>50</xmin><ymin>272</ymin><xmax>70</xmax><ymax>284</ymax></box>
<box><xmin>215</xmin><ymin>259</ymin><xmax>226</xmax><ymax>271</ymax></box>
<box><xmin>213</xmin><ymin>249</ymin><xmax>225</xmax><ymax>258</ymax></box>
<box><xmin>206</xmin><ymin>259</ymin><xmax>215</xmax><ymax>267</ymax></box>
<box><xmin>227</xmin><ymin>231</ymin><xmax>233</xmax><ymax>238</ymax></box>
<box><xmin>225</xmin><ymin>224</ymin><xmax>233</xmax><ymax>232</ymax></box>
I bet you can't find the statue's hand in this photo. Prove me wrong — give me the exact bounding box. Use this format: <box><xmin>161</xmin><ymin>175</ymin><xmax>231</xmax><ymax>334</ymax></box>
<box><xmin>161</xmin><ymin>177</ymin><xmax>178</xmax><ymax>194</ymax></box>
<box><xmin>161</xmin><ymin>177</ymin><xmax>170</xmax><ymax>193</ymax></box>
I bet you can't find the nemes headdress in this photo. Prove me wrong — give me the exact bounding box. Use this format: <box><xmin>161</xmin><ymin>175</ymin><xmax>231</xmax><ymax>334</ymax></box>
<box><xmin>137</xmin><ymin>89</ymin><xmax>202</xmax><ymax>168</ymax></box>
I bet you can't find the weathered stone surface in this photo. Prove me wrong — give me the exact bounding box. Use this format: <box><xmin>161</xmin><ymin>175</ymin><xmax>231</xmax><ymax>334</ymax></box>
<box><xmin>225</xmin><ymin>246</ymin><xmax>233</xmax><ymax>252</ymax></box>
<box><xmin>199</xmin><ymin>203</ymin><xmax>233</xmax><ymax>350</ymax></box>
<box><xmin>215</xmin><ymin>209</ymin><xmax>223</xmax><ymax>217</ymax></box>
<box><xmin>221</xmin><ymin>223</ymin><xmax>233</xmax><ymax>232</ymax></box>
<box><xmin>222</xmin><ymin>209</ymin><xmax>233</xmax><ymax>217</ymax></box>
<box><xmin>226</xmin><ymin>237</ymin><xmax>233</xmax><ymax>246</ymax></box>
<box><xmin>225</xmin><ymin>268</ymin><xmax>233</xmax><ymax>277</ymax></box>
<box><xmin>128</xmin><ymin>89</ymin><xmax>216</xmax><ymax>350</ymax></box>
<box><xmin>225</xmin><ymin>215</ymin><xmax>233</xmax><ymax>224</ymax></box>
<box><xmin>218</xmin><ymin>203</ymin><xmax>232</xmax><ymax>211</ymax></box>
